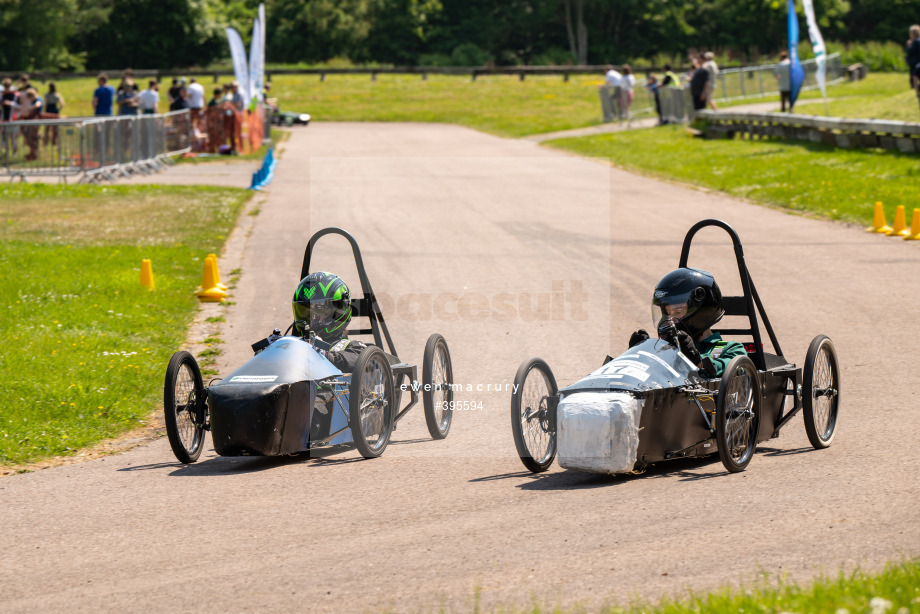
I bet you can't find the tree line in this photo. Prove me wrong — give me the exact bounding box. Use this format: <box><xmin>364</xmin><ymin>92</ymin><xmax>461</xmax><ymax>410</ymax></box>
<box><xmin>1</xmin><ymin>0</ymin><xmax>914</xmax><ymax>71</ymax></box>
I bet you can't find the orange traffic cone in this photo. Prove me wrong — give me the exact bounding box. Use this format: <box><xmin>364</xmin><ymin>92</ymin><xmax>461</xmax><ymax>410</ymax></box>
<box><xmin>888</xmin><ymin>205</ymin><xmax>910</xmax><ymax>237</ymax></box>
<box><xmin>905</xmin><ymin>209</ymin><xmax>920</xmax><ymax>241</ymax></box>
<box><xmin>140</xmin><ymin>259</ymin><xmax>155</xmax><ymax>289</ymax></box>
<box><xmin>196</xmin><ymin>256</ymin><xmax>227</xmax><ymax>302</ymax></box>
<box><xmin>207</xmin><ymin>253</ymin><xmax>229</xmax><ymax>291</ymax></box>
<box><xmin>866</xmin><ymin>201</ymin><xmax>892</xmax><ymax>233</ymax></box>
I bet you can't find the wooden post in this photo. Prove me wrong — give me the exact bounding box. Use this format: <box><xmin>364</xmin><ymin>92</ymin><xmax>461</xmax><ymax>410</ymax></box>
<box><xmin>320</xmin><ymin>73</ymin><xmax>326</xmax><ymax>82</ymax></box>
<box><xmin>563</xmin><ymin>72</ymin><xmax>569</xmax><ymax>82</ymax></box>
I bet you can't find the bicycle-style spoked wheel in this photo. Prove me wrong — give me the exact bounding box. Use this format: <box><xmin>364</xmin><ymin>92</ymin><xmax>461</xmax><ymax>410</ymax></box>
<box><xmin>802</xmin><ymin>335</ymin><xmax>840</xmax><ymax>449</ymax></box>
<box><xmin>422</xmin><ymin>333</ymin><xmax>454</xmax><ymax>440</ymax></box>
<box><xmin>510</xmin><ymin>357</ymin><xmax>558</xmax><ymax>473</ymax></box>
<box><xmin>715</xmin><ymin>355</ymin><xmax>761</xmax><ymax>473</ymax></box>
<box><xmin>163</xmin><ymin>351</ymin><xmax>207</xmax><ymax>463</ymax></box>
<box><xmin>349</xmin><ymin>346</ymin><xmax>395</xmax><ymax>459</ymax></box>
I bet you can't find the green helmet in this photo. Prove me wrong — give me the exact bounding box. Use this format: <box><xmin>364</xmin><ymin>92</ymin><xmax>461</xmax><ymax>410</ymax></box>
<box><xmin>292</xmin><ymin>272</ymin><xmax>352</xmax><ymax>340</ymax></box>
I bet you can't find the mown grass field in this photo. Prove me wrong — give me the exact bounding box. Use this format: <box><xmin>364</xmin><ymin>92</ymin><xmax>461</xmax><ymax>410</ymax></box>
<box><xmin>45</xmin><ymin>71</ymin><xmax>916</xmax><ymax>138</ymax></box>
<box><xmin>0</xmin><ymin>184</ymin><xmax>251</xmax><ymax>466</ymax></box>
<box><xmin>547</xmin><ymin>124</ymin><xmax>920</xmax><ymax>226</ymax></box>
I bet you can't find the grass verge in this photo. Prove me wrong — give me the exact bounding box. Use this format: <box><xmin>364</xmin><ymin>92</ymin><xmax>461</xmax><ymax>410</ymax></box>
<box><xmin>0</xmin><ymin>184</ymin><xmax>251</xmax><ymax>466</ymax></box>
<box><xmin>547</xmin><ymin>124</ymin><xmax>920</xmax><ymax>225</ymax></box>
<box><xmin>597</xmin><ymin>559</ymin><xmax>920</xmax><ymax>614</ymax></box>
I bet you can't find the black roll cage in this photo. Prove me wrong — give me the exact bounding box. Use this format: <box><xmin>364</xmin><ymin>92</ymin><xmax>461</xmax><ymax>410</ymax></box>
<box><xmin>301</xmin><ymin>227</ymin><xmax>398</xmax><ymax>357</ymax></box>
<box><xmin>678</xmin><ymin>219</ymin><xmax>783</xmax><ymax>371</ymax></box>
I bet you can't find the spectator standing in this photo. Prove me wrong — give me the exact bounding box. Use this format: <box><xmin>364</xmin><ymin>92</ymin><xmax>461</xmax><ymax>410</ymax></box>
<box><xmin>44</xmin><ymin>83</ymin><xmax>63</xmax><ymax>116</ymax></box>
<box><xmin>169</xmin><ymin>80</ymin><xmax>188</xmax><ymax>111</ymax></box>
<box><xmin>646</xmin><ymin>74</ymin><xmax>663</xmax><ymax>125</ymax></box>
<box><xmin>229</xmin><ymin>81</ymin><xmax>245</xmax><ymax>113</ymax></box>
<box><xmin>17</xmin><ymin>74</ymin><xmax>31</xmax><ymax>93</ymax></box>
<box><xmin>92</xmin><ymin>74</ymin><xmax>116</xmax><ymax>117</ymax></box>
<box><xmin>774</xmin><ymin>51</ymin><xmax>792</xmax><ymax>112</ymax></box>
<box><xmin>117</xmin><ymin>75</ymin><xmax>140</xmax><ymax>115</ymax></box>
<box><xmin>208</xmin><ymin>87</ymin><xmax>223</xmax><ymax>108</ymax></box>
<box><xmin>1</xmin><ymin>79</ymin><xmax>16</xmax><ymax>121</ymax></box>
<box><xmin>167</xmin><ymin>79</ymin><xmax>180</xmax><ymax>108</ymax></box>
<box><xmin>906</xmin><ymin>25</ymin><xmax>920</xmax><ymax>90</ymax></box>
<box><xmin>702</xmin><ymin>51</ymin><xmax>719</xmax><ymax>110</ymax></box>
<box><xmin>187</xmin><ymin>77</ymin><xmax>205</xmax><ymax>127</ymax></box>
<box><xmin>689</xmin><ymin>56</ymin><xmax>709</xmax><ymax>113</ymax></box>
<box><xmin>43</xmin><ymin>83</ymin><xmax>63</xmax><ymax>146</ymax></box>
<box><xmin>619</xmin><ymin>64</ymin><xmax>636</xmax><ymax>120</ymax></box>
<box><xmin>599</xmin><ymin>65</ymin><xmax>622</xmax><ymax>122</ymax></box>
<box><xmin>138</xmin><ymin>80</ymin><xmax>159</xmax><ymax>114</ymax></box>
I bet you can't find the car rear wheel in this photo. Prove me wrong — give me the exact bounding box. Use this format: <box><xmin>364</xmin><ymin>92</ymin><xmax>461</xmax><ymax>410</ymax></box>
<box><xmin>422</xmin><ymin>333</ymin><xmax>454</xmax><ymax>440</ymax></box>
<box><xmin>164</xmin><ymin>351</ymin><xmax>207</xmax><ymax>463</ymax></box>
<box><xmin>511</xmin><ymin>357</ymin><xmax>558</xmax><ymax>473</ymax></box>
<box><xmin>349</xmin><ymin>346</ymin><xmax>395</xmax><ymax>459</ymax></box>
<box><xmin>803</xmin><ymin>335</ymin><xmax>840</xmax><ymax>449</ymax></box>
<box><xmin>715</xmin><ymin>355</ymin><xmax>761</xmax><ymax>473</ymax></box>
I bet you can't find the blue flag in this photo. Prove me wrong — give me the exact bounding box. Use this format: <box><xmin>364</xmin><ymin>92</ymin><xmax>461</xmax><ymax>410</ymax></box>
<box><xmin>788</xmin><ymin>0</ymin><xmax>805</xmax><ymax>109</ymax></box>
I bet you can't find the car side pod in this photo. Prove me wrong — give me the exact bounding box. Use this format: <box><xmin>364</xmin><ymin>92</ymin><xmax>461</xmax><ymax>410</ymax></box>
<box><xmin>207</xmin><ymin>337</ymin><xmax>341</xmax><ymax>456</ymax></box>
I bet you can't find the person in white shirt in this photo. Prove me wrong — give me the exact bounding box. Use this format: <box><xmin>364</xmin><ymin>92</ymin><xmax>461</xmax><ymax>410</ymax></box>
<box><xmin>619</xmin><ymin>64</ymin><xmax>637</xmax><ymax>120</ymax></box>
<box><xmin>186</xmin><ymin>77</ymin><xmax>206</xmax><ymax>128</ymax></box>
<box><xmin>600</xmin><ymin>65</ymin><xmax>622</xmax><ymax>122</ymax></box>
<box><xmin>138</xmin><ymin>80</ymin><xmax>159</xmax><ymax>115</ymax></box>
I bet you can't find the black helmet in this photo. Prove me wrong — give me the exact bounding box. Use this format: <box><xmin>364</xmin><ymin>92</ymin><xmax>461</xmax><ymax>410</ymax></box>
<box><xmin>292</xmin><ymin>272</ymin><xmax>352</xmax><ymax>340</ymax></box>
<box><xmin>651</xmin><ymin>267</ymin><xmax>724</xmax><ymax>339</ymax></box>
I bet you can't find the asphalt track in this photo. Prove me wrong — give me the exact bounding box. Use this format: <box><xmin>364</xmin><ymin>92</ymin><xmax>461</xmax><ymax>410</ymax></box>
<box><xmin>2</xmin><ymin>123</ymin><xmax>919</xmax><ymax>613</ymax></box>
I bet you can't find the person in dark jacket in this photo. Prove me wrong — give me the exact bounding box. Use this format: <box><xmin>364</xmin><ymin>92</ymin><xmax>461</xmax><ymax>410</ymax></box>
<box><xmin>689</xmin><ymin>56</ymin><xmax>709</xmax><ymax>112</ymax></box>
<box><xmin>292</xmin><ymin>271</ymin><xmax>367</xmax><ymax>373</ymax></box>
<box><xmin>628</xmin><ymin>268</ymin><xmax>746</xmax><ymax>378</ymax></box>
<box><xmin>907</xmin><ymin>25</ymin><xmax>920</xmax><ymax>90</ymax></box>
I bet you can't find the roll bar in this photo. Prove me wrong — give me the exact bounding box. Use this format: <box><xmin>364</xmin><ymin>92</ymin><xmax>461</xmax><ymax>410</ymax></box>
<box><xmin>300</xmin><ymin>227</ymin><xmax>398</xmax><ymax>357</ymax></box>
<box><xmin>678</xmin><ymin>219</ymin><xmax>783</xmax><ymax>369</ymax></box>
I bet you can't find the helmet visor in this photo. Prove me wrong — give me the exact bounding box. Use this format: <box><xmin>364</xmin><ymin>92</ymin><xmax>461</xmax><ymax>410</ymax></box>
<box><xmin>651</xmin><ymin>296</ymin><xmax>698</xmax><ymax>330</ymax></box>
<box><xmin>293</xmin><ymin>298</ymin><xmax>336</xmax><ymax>334</ymax></box>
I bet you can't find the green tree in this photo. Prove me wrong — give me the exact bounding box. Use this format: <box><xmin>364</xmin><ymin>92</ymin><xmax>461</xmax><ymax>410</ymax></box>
<box><xmin>267</xmin><ymin>0</ymin><xmax>374</xmax><ymax>63</ymax></box>
<box><xmin>0</xmin><ymin>0</ymin><xmax>85</xmax><ymax>70</ymax></box>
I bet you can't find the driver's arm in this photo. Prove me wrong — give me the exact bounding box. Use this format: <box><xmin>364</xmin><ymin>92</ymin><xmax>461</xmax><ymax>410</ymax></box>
<box><xmin>702</xmin><ymin>342</ymin><xmax>747</xmax><ymax>377</ymax></box>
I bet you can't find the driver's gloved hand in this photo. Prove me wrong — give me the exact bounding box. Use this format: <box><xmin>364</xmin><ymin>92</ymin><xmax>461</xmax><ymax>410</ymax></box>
<box><xmin>676</xmin><ymin>330</ymin><xmax>702</xmax><ymax>365</ymax></box>
<box><xmin>657</xmin><ymin>318</ymin><xmax>679</xmax><ymax>342</ymax></box>
<box><xmin>628</xmin><ymin>329</ymin><xmax>649</xmax><ymax>348</ymax></box>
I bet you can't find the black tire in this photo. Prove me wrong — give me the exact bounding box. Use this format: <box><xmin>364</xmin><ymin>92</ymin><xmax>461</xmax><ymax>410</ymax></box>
<box><xmin>422</xmin><ymin>333</ymin><xmax>454</xmax><ymax>439</ymax></box>
<box><xmin>510</xmin><ymin>357</ymin><xmax>558</xmax><ymax>473</ymax></box>
<box><xmin>802</xmin><ymin>335</ymin><xmax>840</xmax><ymax>449</ymax></box>
<box><xmin>715</xmin><ymin>355</ymin><xmax>761</xmax><ymax>473</ymax></box>
<box><xmin>163</xmin><ymin>351</ymin><xmax>207</xmax><ymax>463</ymax></box>
<box><xmin>348</xmin><ymin>346</ymin><xmax>395</xmax><ymax>459</ymax></box>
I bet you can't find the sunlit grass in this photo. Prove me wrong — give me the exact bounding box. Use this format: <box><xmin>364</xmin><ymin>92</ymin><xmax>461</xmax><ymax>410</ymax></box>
<box><xmin>47</xmin><ymin>71</ymin><xmax>912</xmax><ymax>138</ymax></box>
<box><xmin>0</xmin><ymin>184</ymin><xmax>251</xmax><ymax>465</ymax></box>
<box><xmin>548</xmin><ymin>124</ymin><xmax>920</xmax><ymax>225</ymax></box>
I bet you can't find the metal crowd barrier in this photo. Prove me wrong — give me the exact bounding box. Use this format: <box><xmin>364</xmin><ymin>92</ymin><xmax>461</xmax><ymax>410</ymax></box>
<box><xmin>0</xmin><ymin>110</ymin><xmax>192</xmax><ymax>183</ymax></box>
<box><xmin>652</xmin><ymin>53</ymin><xmax>846</xmax><ymax>125</ymax></box>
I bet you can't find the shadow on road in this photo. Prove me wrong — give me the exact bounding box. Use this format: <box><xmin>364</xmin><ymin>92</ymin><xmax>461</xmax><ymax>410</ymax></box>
<box><xmin>472</xmin><ymin>455</ymin><xmax>730</xmax><ymax>490</ymax></box>
<box><xmin>758</xmin><ymin>446</ymin><xmax>815</xmax><ymax>457</ymax></box>
<box><xmin>118</xmin><ymin>435</ymin><xmax>433</xmax><ymax>476</ymax></box>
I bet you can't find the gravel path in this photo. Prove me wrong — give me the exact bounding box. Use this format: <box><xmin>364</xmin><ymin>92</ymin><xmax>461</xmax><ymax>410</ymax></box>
<box><xmin>1</xmin><ymin>122</ymin><xmax>917</xmax><ymax>613</ymax></box>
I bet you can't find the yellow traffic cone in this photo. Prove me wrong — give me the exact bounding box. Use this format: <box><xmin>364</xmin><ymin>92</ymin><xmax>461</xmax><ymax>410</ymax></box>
<box><xmin>888</xmin><ymin>205</ymin><xmax>910</xmax><ymax>237</ymax></box>
<box><xmin>140</xmin><ymin>259</ymin><xmax>155</xmax><ymax>289</ymax></box>
<box><xmin>905</xmin><ymin>209</ymin><xmax>920</xmax><ymax>241</ymax></box>
<box><xmin>196</xmin><ymin>257</ymin><xmax>227</xmax><ymax>302</ymax></box>
<box><xmin>207</xmin><ymin>254</ymin><xmax>228</xmax><ymax>291</ymax></box>
<box><xmin>866</xmin><ymin>201</ymin><xmax>892</xmax><ymax>233</ymax></box>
